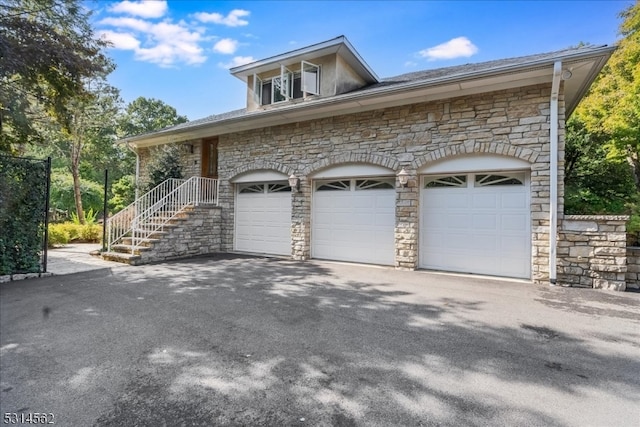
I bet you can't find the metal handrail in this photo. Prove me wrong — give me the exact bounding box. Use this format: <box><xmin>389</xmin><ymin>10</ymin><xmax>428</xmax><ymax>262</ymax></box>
<box><xmin>108</xmin><ymin>177</ymin><xmax>218</xmax><ymax>255</ymax></box>
<box><xmin>107</xmin><ymin>178</ymin><xmax>186</xmax><ymax>252</ymax></box>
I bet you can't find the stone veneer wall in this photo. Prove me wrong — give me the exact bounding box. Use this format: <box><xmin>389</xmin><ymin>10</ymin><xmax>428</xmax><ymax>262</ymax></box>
<box><xmin>137</xmin><ymin>205</ymin><xmax>221</xmax><ymax>264</ymax></box>
<box><xmin>625</xmin><ymin>247</ymin><xmax>640</xmax><ymax>290</ymax></box>
<box><xmin>154</xmin><ymin>83</ymin><xmax>563</xmax><ymax>283</ymax></box>
<box><xmin>557</xmin><ymin>215</ymin><xmax>628</xmax><ymax>291</ymax></box>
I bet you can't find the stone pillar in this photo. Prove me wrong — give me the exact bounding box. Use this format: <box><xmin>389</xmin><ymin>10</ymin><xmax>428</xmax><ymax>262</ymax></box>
<box><xmin>395</xmin><ymin>170</ymin><xmax>419</xmax><ymax>270</ymax></box>
<box><xmin>291</xmin><ymin>176</ymin><xmax>311</xmax><ymax>260</ymax></box>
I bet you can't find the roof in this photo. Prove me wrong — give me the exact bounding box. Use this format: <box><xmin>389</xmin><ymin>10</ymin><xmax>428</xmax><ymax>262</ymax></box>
<box><xmin>122</xmin><ymin>43</ymin><xmax>615</xmax><ymax>147</ymax></box>
<box><xmin>229</xmin><ymin>35</ymin><xmax>379</xmax><ymax>84</ymax></box>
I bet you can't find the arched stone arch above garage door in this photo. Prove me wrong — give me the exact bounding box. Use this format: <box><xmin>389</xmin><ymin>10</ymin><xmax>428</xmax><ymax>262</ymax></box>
<box><xmin>310</xmin><ymin>163</ymin><xmax>395</xmax><ymax>179</ymax></box>
<box><xmin>412</xmin><ymin>142</ymin><xmax>538</xmax><ymax>171</ymax></box>
<box><xmin>228</xmin><ymin>161</ymin><xmax>293</xmax><ymax>182</ymax></box>
<box><xmin>304</xmin><ymin>153</ymin><xmax>399</xmax><ymax>176</ymax></box>
<box><xmin>230</xmin><ymin>169</ymin><xmax>290</xmax><ymax>183</ymax></box>
<box><xmin>418</xmin><ymin>154</ymin><xmax>532</xmax><ymax>174</ymax></box>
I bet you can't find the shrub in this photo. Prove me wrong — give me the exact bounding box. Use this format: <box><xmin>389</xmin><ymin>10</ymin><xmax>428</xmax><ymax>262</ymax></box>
<box><xmin>48</xmin><ymin>224</ymin><xmax>70</xmax><ymax>247</ymax></box>
<box><xmin>80</xmin><ymin>224</ymin><xmax>102</xmax><ymax>242</ymax></box>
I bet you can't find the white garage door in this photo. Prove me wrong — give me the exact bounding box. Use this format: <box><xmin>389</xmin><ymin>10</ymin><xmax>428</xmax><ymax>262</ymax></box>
<box><xmin>312</xmin><ymin>178</ymin><xmax>395</xmax><ymax>265</ymax></box>
<box><xmin>235</xmin><ymin>182</ymin><xmax>291</xmax><ymax>256</ymax></box>
<box><xmin>420</xmin><ymin>172</ymin><xmax>530</xmax><ymax>278</ymax></box>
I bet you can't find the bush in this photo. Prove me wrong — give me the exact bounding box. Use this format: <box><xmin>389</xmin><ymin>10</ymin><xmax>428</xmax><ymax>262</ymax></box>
<box><xmin>48</xmin><ymin>224</ymin><xmax>70</xmax><ymax>247</ymax></box>
<box><xmin>47</xmin><ymin>222</ymin><xmax>102</xmax><ymax>246</ymax></box>
<box><xmin>80</xmin><ymin>224</ymin><xmax>102</xmax><ymax>242</ymax></box>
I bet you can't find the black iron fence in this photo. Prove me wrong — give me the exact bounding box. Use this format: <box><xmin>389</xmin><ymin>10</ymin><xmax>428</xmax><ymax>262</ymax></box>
<box><xmin>0</xmin><ymin>155</ymin><xmax>51</xmax><ymax>276</ymax></box>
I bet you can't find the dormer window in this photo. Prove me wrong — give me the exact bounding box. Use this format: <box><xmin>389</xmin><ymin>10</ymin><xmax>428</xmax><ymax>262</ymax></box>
<box><xmin>253</xmin><ymin>61</ymin><xmax>320</xmax><ymax>106</ymax></box>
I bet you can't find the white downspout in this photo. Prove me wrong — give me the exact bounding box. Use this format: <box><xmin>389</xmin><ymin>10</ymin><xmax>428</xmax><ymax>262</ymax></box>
<box><xmin>549</xmin><ymin>61</ymin><xmax>562</xmax><ymax>285</ymax></box>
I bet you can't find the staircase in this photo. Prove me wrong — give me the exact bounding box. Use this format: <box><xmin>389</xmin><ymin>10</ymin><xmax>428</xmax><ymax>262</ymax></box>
<box><xmin>103</xmin><ymin>177</ymin><xmax>219</xmax><ymax>264</ymax></box>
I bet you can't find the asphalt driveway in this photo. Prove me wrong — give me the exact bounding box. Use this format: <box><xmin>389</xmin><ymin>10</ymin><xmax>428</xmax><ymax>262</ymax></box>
<box><xmin>1</xmin><ymin>255</ymin><xmax>639</xmax><ymax>426</ymax></box>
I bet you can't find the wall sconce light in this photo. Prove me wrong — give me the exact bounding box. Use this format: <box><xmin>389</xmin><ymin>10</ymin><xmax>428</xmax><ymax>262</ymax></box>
<box><xmin>288</xmin><ymin>174</ymin><xmax>300</xmax><ymax>192</ymax></box>
<box><xmin>183</xmin><ymin>143</ymin><xmax>194</xmax><ymax>154</ymax></box>
<box><xmin>397</xmin><ymin>168</ymin><xmax>409</xmax><ymax>187</ymax></box>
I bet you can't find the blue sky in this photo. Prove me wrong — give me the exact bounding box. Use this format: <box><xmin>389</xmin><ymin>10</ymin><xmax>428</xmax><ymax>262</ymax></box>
<box><xmin>90</xmin><ymin>0</ymin><xmax>632</xmax><ymax>121</ymax></box>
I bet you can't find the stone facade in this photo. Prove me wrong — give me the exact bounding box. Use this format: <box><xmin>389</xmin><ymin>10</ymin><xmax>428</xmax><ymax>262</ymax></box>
<box><xmin>625</xmin><ymin>247</ymin><xmax>640</xmax><ymax>290</ymax></box>
<box><xmin>137</xmin><ymin>205</ymin><xmax>222</xmax><ymax>264</ymax></box>
<box><xmin>557</xmin><ymin>215</ymin><xmax>628</xmax><ymax>291</ymax></box>
<box><xmin>167</xmin><ymin>83</ymin><xmax>563</xmax><ymax>283</ymax></box>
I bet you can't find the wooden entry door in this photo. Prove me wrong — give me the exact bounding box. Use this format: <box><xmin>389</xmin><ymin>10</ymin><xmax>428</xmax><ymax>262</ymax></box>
<box><xmin>201</xmin><ymin>137</ymin><xmax>218</xmax><ymax>179</ymax></box>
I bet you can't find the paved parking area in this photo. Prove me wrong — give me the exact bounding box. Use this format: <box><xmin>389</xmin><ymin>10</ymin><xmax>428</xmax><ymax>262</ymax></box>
<box><xmin>1</xmin><ymin>255</ymin><xmax>639</xmax><ymax>426</ymax></box>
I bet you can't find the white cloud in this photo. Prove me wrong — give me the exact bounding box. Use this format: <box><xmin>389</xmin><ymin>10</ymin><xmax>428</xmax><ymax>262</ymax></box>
<box><xmin>218</xmin><ymin>56</ymin><xmax>256</xmax><ymax>69</ymax></box>
<box><xmin>99</xmin><ymin>16</ymin><xmax>152</xmax><ymax>32</ymax></box>
<box><xmin>98</xmin><ymin>17</ymin><xmax>206</xmax><ymax>67</ymax></box>
<box><xmin>418</xmin><ymin>37</ymin><xmax>478</xmax><ymax>60</ymax></box>
<box><xmin>194</xmin><ymin>9</ymin><xmax>250</xmax><ymax>27</ymax></box>
<box><xmin>109</xmin><ymin>1</ymin><xmax>168</xmax><ymax>18</ymax></box>
<box><xmin>404</xmin><ymin>61</ymin><xmax>418</xmax><ymax>68</ymax></box>
<box><xmin>99</xmin><ymin>30</ymin><xmax>140</xmax><ymax>50</ymax></box>
<box><xmin>213</xmin><ymin>38</ymin><xmax>238</xmax><ymax>54</ymax></box>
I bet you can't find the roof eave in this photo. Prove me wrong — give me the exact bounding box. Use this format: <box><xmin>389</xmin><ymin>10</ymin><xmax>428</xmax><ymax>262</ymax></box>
<box><xmin>123</xmin><ymin>46</ymin><xmax>615</xmax><ymax>148</ymax></box>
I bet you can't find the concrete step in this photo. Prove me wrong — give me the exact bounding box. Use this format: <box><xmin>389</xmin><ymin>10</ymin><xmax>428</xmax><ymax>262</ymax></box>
<box><xmin>110</xmin><ymin>244</ymin><xmax>152</xmax><ymax>256</ymax></box>
<box><xmin>121</xmin><ymin>237</ymin><xmax>161</xmax><ymax>247</ymax></box>
<box><xmin>101</xmin><ymin>251</ymin><xmax>141</xmax><ymax>265</ymax></box>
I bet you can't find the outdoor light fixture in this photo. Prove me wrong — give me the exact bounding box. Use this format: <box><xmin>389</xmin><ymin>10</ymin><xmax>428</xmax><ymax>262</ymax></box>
<box><xmin>397</xmin><ymin>168</ymin><xmax>409</xmax><ymax>187</ymax></box>
<box><xmin>562</xmin><ymin>70</ymin><xmax>573</xmax><ymax>80</ymax></box>
<box><xmin>288</xmin><ymin>174</ymin><xmax>300</xmax><ymax>191</ymax></box>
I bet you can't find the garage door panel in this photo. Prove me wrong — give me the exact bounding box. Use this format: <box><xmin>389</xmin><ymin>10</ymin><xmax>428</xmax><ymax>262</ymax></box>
<box><xmin>501</xmin><ymin>214</ymin><xmax>528</xmax><ymax>231</ymax></box>
<box><xmin>312</xmin><ymin>178</ymin><xmax>394</xmax><ymax>265</ymax></box>
<box><xmin>421</xmin><ymin>172</ymin><xmax>530</xmax><ymax>279</ymax></box>
<box><xmin>472</xmin><ymin>193</ymin><xmax>498</xmax><ymax>209</ymax></box>
<box><xmin>473</xmin><ymin>214</ymin><xmax>497</xmax><ymax>230</ymax></box>
<box><xmin>501</xmin><ymin>192</ymin><xmax>527</xmax><ymax>209</ymax></box>
<box><xmin>235</xmin><ymin>183</ymin><xmax>291</xmax><ymax>256</ymax></box>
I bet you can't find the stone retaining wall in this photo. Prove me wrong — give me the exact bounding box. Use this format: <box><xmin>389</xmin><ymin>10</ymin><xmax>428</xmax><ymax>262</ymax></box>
<box><xmin>557</xmin><ymin>215</ymin><xmax>628</xmax><ymax>291</ymax></box>
<box><xmin>138</xmin><ymin>205</ymin><xmax>221</xmax><ymax>264</ymax></box>
<box><xmin>625</xmin><ymin>247</ymin><xmax>640</xmax><ymax>290</ymax></box>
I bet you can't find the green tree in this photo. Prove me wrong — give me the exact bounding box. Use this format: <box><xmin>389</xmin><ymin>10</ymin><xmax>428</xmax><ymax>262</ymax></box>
<box><xmin>43</xmin><ymin>74</ymin><xmax>122</xmax><ymax>224</ymax></box>
<box><xmin>575</xmin><ymin>1</ymin><xmax>640</xmax><ymax>187</ymax></box>
<box><xmin>564</xmin><ymin>116</ymin><xmax>636</xmax><ymax>215</ymax></box>
<box><xmin>108</xmin><ymin>174</ymin><xmax>135</xmax><ymax>212</ymax></box>
<box><xmin>117</xmin><ymin>97</ymin><xmax>188</xmax><ymax>200</ymax></box>
<box><xmin>118</xmin><ymin>97</ymin><xmax>188</xmax><ymax>138</ymax></box>
<box><xmin>145</xmin><ymin>144</ymin><xmax>183</xmax><ymax>191</ymax></box>
<box><xmin>0</xmin><ymin>0</ymin><xmax>111</xmax><ymax>151</ymax></box>
<box><xmin>49</xmin><ymin>168</ymin><xmax>104</xmax><ymax>215</ymax></box>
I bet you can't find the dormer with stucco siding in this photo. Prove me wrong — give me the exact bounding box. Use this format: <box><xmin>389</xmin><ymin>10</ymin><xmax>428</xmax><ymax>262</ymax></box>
<box><xmin>230</xmin><ymin>36</ymin><xmax>378</xmax><ymax>112</ymax></box>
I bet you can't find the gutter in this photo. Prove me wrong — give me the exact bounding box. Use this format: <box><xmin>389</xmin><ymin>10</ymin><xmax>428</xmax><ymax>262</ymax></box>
<box><xmin>549</xmin><ymin>61</ymin><xmax>562</xmax><ymax>285</ymax></box>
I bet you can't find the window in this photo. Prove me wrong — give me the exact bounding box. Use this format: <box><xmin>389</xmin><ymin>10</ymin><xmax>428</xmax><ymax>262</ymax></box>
<box><xmin>315</xmin><ymin>180</ymin><xmax>350</xmax><ymax>191</ymax></box>
<box><xmin>302</xmin><ymin>61</ymin><xmax>320</xmax><ymax>95</ymax></box>
<box><xmin>474</xmin><ymin>173</ymin><xmax>524</xmax><ymax>187</ymax></box>
<box><xmin>254</xmin><ymin>61</ymin><xmax>320</xmax><ymax>106</ymax></box>
<box><xmin>239</xmin><ymin>184</ymin><xmax>264</xmax><ymax>194</ymax></box>
<box><xmin>424</xmin><ymin>175</ymin><xmax>467</xmax><ymax>188</ymax></box>
<box><xmin>355</xmin><ymin>179</ymin><xmax>394</xmax><ymax>190</ymax></box>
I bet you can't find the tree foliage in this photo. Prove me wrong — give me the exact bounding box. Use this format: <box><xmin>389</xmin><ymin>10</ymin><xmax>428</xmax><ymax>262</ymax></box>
<box><xmin>42</xmin><ymin>73</ymin><xmax>122</xmax><ymax>223</ymax></box>
<box><xmin>145</xmin><ymin>144</ymin><xmax>184</xmax><ymax>191</ymax></box>
<box><xmin>575</xmin><ymin>1</ymin><xmax>640</xmax><ymax>186</ymax></box>
<box><xmin>564</xmin><ymin>116</ymin><xmax>636</xmax><ymax>215</ymax></box>
<box><xmin>0</xmin><ymin>0</ymin><xmax>111</xmax><ymax>151</ymax></box>
<box><xmin>118</xmin><ymin>97</ymin><xmax>188</xmax><ymax>138</ymax></box>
